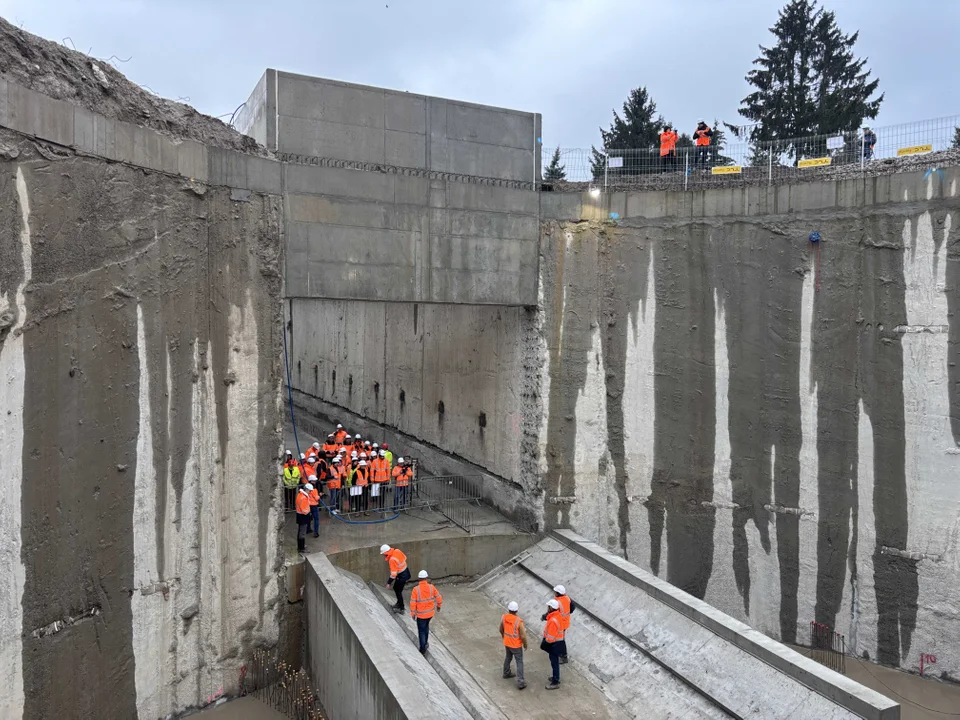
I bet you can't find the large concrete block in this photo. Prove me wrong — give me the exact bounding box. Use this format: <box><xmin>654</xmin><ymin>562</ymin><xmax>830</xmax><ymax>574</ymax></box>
<box><xmin>430</xmin><ymin>235</ymin><xmax>536</xmax><ymax>273</ymax></box>
<box><xmin>447</xmin><ymin>209</ymin><xmax>539</xmax><ymax>240</ymax></box>
<box><xmin>444</xmin><ymin>140</ymin><xmax>534</xmax><ymax>182</ymax></box>
<box><xmin>446</xmin><ymin>183</ymin><xmax>539</xmax><ymax>215</ymax></box>
<box><xmin>287</xmin><ymin>221</ymin><xmax>418</xmax><ymax>266</ymax></box>
<box><xmin>539</xmin><ymin>191</ymin><xmax>583</xmax><ymax>221</ymax></box>
<box><xmin>277</xmin><ymin>115</ymin><xmax>386</xmax><ymax>163</ymax></box>
<box><xmin>445</xmin><ymin>102</ymin><xmax>535</xmax><ymax>151</ymax></box>
<box><xmin>6</xmin><ymin>82</ymin><xmax>74</xmax><ymax>147</ymax></box>
<box><xmin>284</xmin><ymin>164</ymin><xmax>396</xmax><ymax>203</ymax></box>
<box><xmin>393</xmin><ymin>175</ymin><xmax>431</xmax><ymax>206</ymax></box>
<box><xmin>385</xmin><ymin>93</ymin><xmax>426</xmax><ymax>134</ymax></box>
<box><xmin>429</xmin><ymin>267</ymin><xmax>523</xmax><ymax>305</ymax></box>
<box><xmin>287</xmin><ymin>193</ymin><xmax>394</xmax><ymax>230</ymax></box>
<box><xmin>207</xmin><ymin>148</ymin><xmax>247</xmax><ymax>188</ymax></box>
<box><xmin>277</xmin><ymin>73</ymin><xmax>385</xmax><ymax>128</ymax></box>
<box><xmin>73</xmin><ymin>106</ymin><xmax>95</xmax><ymax>154</ymax></box>
<box><xmin>177</xmin><ymin>140</ymin><xmax>209</xmax><ymax>182</ymax></box>
<box><xmin>132</xmin><ymin>125</ymin><xmax>179</xmax><ymax>174</ymax></box>
<box><xmin>384</xmin><ymin>129</ymin><xmax>425</xmax><ymax>168</ymax></box>
<box><xmin>245</xmin><ymin>155</ymin><xmax>282</xmax><ymax>194</ymax></box>
<box><xmin>304</xmin><ymin>261</ymin><xmax>416</xmax><ymax>301</ymax></box>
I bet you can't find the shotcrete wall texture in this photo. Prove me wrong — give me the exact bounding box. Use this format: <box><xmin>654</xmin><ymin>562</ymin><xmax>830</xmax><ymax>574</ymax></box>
<box><xmin>0</xmin><ymin>79</ymin><xmax>284</xmax><ymax>719</ymax></box>
<box><xmin>538</xmin><ymin>173</ymin><xmax>960</xmax><ymax>678</ymax></box>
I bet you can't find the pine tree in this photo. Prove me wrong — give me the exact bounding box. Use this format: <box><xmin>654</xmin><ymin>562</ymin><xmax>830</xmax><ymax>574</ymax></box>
<box><xmin>738</xmin><ymin>0</ymin><xmax>882</xmax><ymax>161</ymax></box>
<box><xmin>543</xmin><ymin>147</ymin><xmax>567</xmax><ymax>182</ymax></box>
<box><xmin>953</xmin><ymin>127</ymin><xmax>960</xmax><ymax>149</ymax></box>
<box><xmin>591</xmin><ymin>86</ymin><xmax>665</xmax><ymax>178</ymax></box>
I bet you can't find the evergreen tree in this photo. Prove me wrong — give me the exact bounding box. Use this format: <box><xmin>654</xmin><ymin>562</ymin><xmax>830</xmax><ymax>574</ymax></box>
<box><xmin>591</xmin><ymin>86</ymin><xmax>665</xmax><ymax>178</ymax></box>
<box><xmin>543</xmin><ymin>147</ymin><xmax>567</xmax><ymax>182</ymax></box>
<box><xmin>738</xmin><ymin>0</ymin><xmax>882</xmax><ymax>161</ymax></box>
<box><xmin>953</xmin><ymin>127</ymin><xmax>960</xmax><ymax>149</ymax></box>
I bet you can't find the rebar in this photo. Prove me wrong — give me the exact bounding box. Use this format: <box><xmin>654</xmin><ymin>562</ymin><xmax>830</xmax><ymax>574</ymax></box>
<box><xmin>245</xmin><ymin>650</ymin><xmax>325</xmax><ymax>720</ymax></box>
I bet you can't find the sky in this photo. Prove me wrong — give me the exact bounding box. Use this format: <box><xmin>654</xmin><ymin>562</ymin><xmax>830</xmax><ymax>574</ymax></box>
<box><xmin>0</xmin><ymin>0</ymin><xmax>956</xmax><ymax>150</ymax></box>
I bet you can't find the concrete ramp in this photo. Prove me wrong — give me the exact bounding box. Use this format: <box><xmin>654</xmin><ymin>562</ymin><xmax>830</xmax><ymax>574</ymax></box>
<box><xmin>479</xmin><ymin>531</ymin><xmax>899</xmax><ymax>720</ymax></box>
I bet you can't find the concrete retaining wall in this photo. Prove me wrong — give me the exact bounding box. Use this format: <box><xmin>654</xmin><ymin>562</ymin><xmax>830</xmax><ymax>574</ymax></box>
<box><xmin>0</xmin><ymin>79</ymin><xmax>284</xmax><ymax>720</ymax></box>
<box><xmin>305</xmin><ymin>554</ymin><xmax>472</xmax><ymax>720</ymax></box>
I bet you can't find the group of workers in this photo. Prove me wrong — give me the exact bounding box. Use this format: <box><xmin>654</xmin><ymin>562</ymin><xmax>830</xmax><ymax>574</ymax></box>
<box><xmin>284</xmin><ymin>423</ymin><xmax>417</xmax><ymax>552</ymax></box>
<box><xmin>381</xmin><ymin>544</ymin><xmax>577</xmax><ymax>691</ymax></box>
<box><xmin>657</xmin><ymin>121</ymin><xmax>879</xmax><ymax>171</ymax></box>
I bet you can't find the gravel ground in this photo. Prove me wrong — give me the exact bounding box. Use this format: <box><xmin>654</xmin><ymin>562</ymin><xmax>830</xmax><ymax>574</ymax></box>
<box><xmin>0</xmin><ymin>16</ymin><xmax>265</xmax><ymax>155</ymax></box>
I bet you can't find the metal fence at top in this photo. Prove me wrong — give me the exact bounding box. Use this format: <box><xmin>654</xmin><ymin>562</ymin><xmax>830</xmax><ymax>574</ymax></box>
<box><xmin>542</xmin><ymin>114</ymin><xmax>960</xmax><ymax>191</ymax></box>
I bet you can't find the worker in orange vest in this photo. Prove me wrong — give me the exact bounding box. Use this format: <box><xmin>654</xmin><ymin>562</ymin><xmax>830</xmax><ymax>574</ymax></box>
<box><xmin>409</xmin><ymin>570</ymin><xmax>443</xmax><ymax>654</ymax></box>
<box><xmin>295</xmin><ymin>485</ymin><xmax>311</xmax><ymax>553</ymax></box>
<box><xmin>334</xmin><ymin>424</ymin><xmax>347</xmax><ymax>444</ymax></box>
<box><xmin>302</xmin><ymin>454</ymin><xmax>318</xmax><ymax>485</ymax></box>
<box><xmin>370</xmin><ymin>451</ymin><xmax>389</xmax><ymax>513</ymax></box>
<box><xmin>381</xmin><ymin>544</ymin><xmax>411</xmax><ymax>611</ymax></box>
<box><xmin>693</xmin><ymin>119</ymin><xmax>713</xmax><ymax>168</ymax></box>
<box><xmin>659</xmin><ymin>125</ymin><xmax>679</xmax><ymax>173</ymax></box>
<box><xmin>499</xmin><ymin>601</ymin><xmax>528</xmax><ymax>690</ymax></box>
<box><xmin>306</xmin><ymin>477</ymin><xmax>320</xmax><ymax>537</ymax></box>
<box><xmin>392</xmin><ymin>458</ymin><xmax>413</xmax><ymax>511</ymax></box>
<box><xmin>541</xmin><ymin>598</ymin><xmax>565</xmax><ymax>690</ymax></box>
<box><xmin>552</xmin><ymin>585</ymin><xmax>576</xmax><ymax>664</ymax></box>
<box><xmin>354</xmin><ymin>459</ymin><xmax>370</xmax><ymax>515</ymax></box>
<box><xmin>326</xmin><ymin>457</ymin><xmax>343</xmax><ymax>515</ymax></box>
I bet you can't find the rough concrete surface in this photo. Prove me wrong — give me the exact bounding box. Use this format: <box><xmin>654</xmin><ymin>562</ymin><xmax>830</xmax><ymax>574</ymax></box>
<box><xmin>0</xmin><ymin>17</ymin><xmax>264</xmax><ymax>155</ymax></box>
<box><xmin>0</xmin><ymin>93</ymin><xmax>283</xmax><ymax>718</ymax></box>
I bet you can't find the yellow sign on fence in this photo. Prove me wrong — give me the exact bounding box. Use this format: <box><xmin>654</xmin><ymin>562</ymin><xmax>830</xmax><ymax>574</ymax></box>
<box><xmin>897</xmin><ymin>144</ymin><xmax>933</xmax><ymax>157</ymax></box>
<box><xmin>711</xmin><ymin>166</ymin><xmax>742</xmax><ymax>175</ymax></box>
<box><xmin>798</xmin><ymin>157</ymin><xmax>832</xmax><ymax>168</ymax></box>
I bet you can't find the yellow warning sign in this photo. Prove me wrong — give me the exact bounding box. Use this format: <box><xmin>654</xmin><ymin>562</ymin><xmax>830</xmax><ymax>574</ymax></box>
<box><xmin>711</xmin><ymin>166</ymin><xmax>742</xmax><ymax>175</ymax></box>
<box><xmin>897</xmin><ymin>144</ymin><xmax>933</xmax><ymax>157</ymax></box>
<box><xmin>798</xmin><ymin>157</ymin><xmax>832</xmax><ymax>168</ymax></box>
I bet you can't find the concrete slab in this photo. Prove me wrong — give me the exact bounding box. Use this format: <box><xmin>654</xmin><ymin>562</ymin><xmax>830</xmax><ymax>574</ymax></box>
<box><xmin>428</xmin><ymin>585</ymin><xmax>631</xmax><ymax>720</ymax></box>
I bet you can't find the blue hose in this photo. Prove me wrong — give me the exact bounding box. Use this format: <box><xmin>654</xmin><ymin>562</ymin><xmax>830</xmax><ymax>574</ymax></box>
<box><xmin>282</xmin><ymin>321</ymin><xmax>398</xmax><ymax>525</ymax></box>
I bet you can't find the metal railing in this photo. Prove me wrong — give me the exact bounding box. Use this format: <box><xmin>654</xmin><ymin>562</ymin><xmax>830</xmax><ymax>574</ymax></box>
<box><xmin>542</xmin><ymin>114</ymin><xmax>960</xmax><ymax>191</ymax></box>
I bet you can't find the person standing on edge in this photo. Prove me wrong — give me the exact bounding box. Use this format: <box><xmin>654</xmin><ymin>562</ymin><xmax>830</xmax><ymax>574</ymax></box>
<box><xmin>334</xmin><ymin>423</ymin><xmax>346</xmax><ymax>444</ymax></box>
<box><xmin>381</xmin><ymin>544</ymin><xmax>411</xmax><ymax>612</ymax></box>
<box><xmin>499</xmin><ymin>601</ymin><xmax>528</xmax><ymax>690</ymax></box>
<box><xmin>552</xmin><ymin>585</ymin><xmax>576</xmax><ymax>663</ymax></box>
<box><xmin>693</xmin><ymin>119</ymin><xmax>713</xmax><ymax>168</ymax></box>
<box><xmin>541</xmin><ymin>598</ymin><xmax>565</xmax><ymax>690</ymax></box>
<box><xmin>326</xmin><ymin>457</ymin><xmax>342</xmax><ymax>515</ymax></box>
<box><xmin>306</xmin><ymin>478</ymin><xmax>320</xmax><ymax>537</ymax></box>
<box><xmin>862</xmin><ymin>126</ymin><xmax>877</xmax><ymax>160</ymax></box>
<box><xmin>409</xmin><ymin>570</ymin><xmax>442</xmax><ymax>654</ymax></box>
<box><xmin>659</xmin><ymin>125</ymin><xmax>678</xmax><ymax>173</ymax></box>
<box><xmin>393</xmin><ymin>458</ymin><xmax>412</xmax><ymax>510</ymax></box>
<box><xmin>295</xmin><ymin>484</ymin><xmax>311</xmax><ymax>553</ymax></box>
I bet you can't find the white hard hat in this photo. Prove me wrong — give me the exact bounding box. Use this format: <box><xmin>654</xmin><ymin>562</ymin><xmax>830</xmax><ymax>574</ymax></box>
<box><xmin>300</xmin><ymin>453</ymin><xmax>306</xmax><ymax>460</ymax></box>
<box><xmin>327</xmin><ymin>433</ymin><xmax>334</xmax><ymax>438</ymax></box>
<box><xmin>332</xmin><ymin>457</ymin><xmax>341</xmax><ymax>464</ymax></box>
<box><xmin>373</xmin><ymin>443</ymin><xmax>379</xmax><ymax>448</ymax></box>
<box><xmin>351</xmin><ymin>451</ymin><xmax>358</xmax><ymax>458</ymax></box>
<box><xmin>308</xmin><ymin>475</ymin><xmax>317</xmax><ymax>482</ymax></box>
<box><xmin>547</xmin><ymin>599</ymin><xmax>560</xmax><ymax>610</ymax></box>
<box><xmin>345</xmin><ymin>434</ymin><xmax>352</xmax><ymax>440</ymax></box>
<box><xmin>507</xmin><ymin>601</ymin><xmax>519</xmax><ymax>612</ymax></box>
<box><xmin>379</xmin><ymin>450</ymin><xmax>386</xmax><ymax>457</ymax></box>
<box><xmin>358</xmin><ymin>460</ymin><xmax>367</xmax><ymax>466</ymax></box>
<box><xmin>285</xmin><ymin>449</ymin><xmax>292</xmax><ymax>455</ymax></box>
<box><xmin>398</xmin><ymin>457</ymin><xmax>405</xmax><ymax>463</ymax></box>
<box><xmin>304</xmin><ymin>483</ymin><xmax>313</xmax><ymax>491</ymax></box>
<box><xmin>355</xmin><ymin>434</ymin><xmax>362</xmax><ymax>439</ymax></box>
<box><xmin>312</xmin><ymin>441</ymin><xmax>320</xmax><ymax>448</ymax></box>
<box><xmin>365</xmin><ymin>441</ymin><xmax>371</xmax><ymax>447</ymax></box>
<box><xmin>380</xmin><ymin>544</ymin><xmax>391</xmax><ymax>554</ymax></box>
<box><xmin>418</xmin><ymin>570</ymin><xmax>429</xmax><ymax>579</ymax></box>
<box><xmin>337</xmin><ymin>424</ymin><xmax>343</xmax><ymax>429</ymax></box>
<box><xmin>308</xmin><ymin>455</ymin><xmax>316</xmax><ymax>461</ymax></box>
<box><xmin>553</xmin><ymin>585</ymin><xmax>566</xmax><ymax>595</ymax></box>
<box><xmin>360</xmin><ymin>452</ymin><xmax>368</xmax><ymax>458</ymax></box>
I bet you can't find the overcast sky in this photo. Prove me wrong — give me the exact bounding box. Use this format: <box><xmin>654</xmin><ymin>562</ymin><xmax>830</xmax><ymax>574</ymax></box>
<box><xmin>0</xmin><ymin>0</ymin><xmax>955</xmax><ymax>150</ymax></box>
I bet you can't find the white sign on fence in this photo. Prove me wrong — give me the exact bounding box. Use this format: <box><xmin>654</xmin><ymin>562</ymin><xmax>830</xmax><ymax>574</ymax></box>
<box><xmin>607</xmin><ymin>156</ymin><xmax>624</xmax><ymax>168</ymax></box>
<box><xmin>826</xmin><ymin>136</ymin><xmax>845</xmax><ymax>150</ymax></box>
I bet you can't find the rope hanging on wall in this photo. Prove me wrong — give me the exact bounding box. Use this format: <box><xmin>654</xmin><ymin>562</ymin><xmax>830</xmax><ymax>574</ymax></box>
<box><xmin>809</xmin><ymin>232</ymin><xmax>822</xmax><ymax>292</ymax></box>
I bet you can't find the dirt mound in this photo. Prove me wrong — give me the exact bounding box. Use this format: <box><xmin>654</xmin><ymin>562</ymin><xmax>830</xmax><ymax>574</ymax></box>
<box><xmin>0</xmin><ymin>16</ymin><xmax>265</xmax><ymax>155</ymax></box>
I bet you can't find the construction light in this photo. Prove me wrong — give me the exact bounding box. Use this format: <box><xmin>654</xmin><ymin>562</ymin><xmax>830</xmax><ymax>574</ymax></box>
<box><xmin>589</xmin><ymin>187</ymin><xmax>601</xmax><ymax>198</ymax></box>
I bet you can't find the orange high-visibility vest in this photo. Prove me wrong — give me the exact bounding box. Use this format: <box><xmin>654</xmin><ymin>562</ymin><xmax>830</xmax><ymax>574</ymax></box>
<box><xmin>556</xmin><ymin>595</ymin><xmax>572</xmax><ymax>630</ymax></box>
<box><xmin>410</xmin><ymin>581</ymin><xmax>442</xmax><ymax>619</ymax></box>
<box><xmin>302</xmin><ymin>461</ymin><xmax>317</xmax><ymax>482</ymax></box>
<box><xmin>327</xmin><ymin>465</ymin><xmax>342</xmax><ymax>490</ymax></box>
<box><xmin>543</xmin><ymin>611</ymin><xmax>564</xmax><ymax>642</ymax></box>
<box><xmin>354</xmin><ymin>466</ymin><xmax>369</xmax><ymax>487</ymax></box>
<box><xmin>695</xmin><ymin>126</ymin><xmax>712</xmax><ymax>146</ymax></box>
<box><xmin>394</xmin><ymin>467</ymin><xmax>412</xmax><ymax>487</ymax></box>
<box><xmin>372</xmin><ymin>457</ymin><xmax>388</xmax><ymax>483</ymax></box>
<box><xmin>659</xmin><ymin>130</ymin><xmax>678</xmax><ymax>156</ymax></box>
<box><xmin>322</xmin><ymin>442</ymin><xmax>338</xmax><ymax>454</ymax></box>
<box><xmin>307</xmin><ymin>487</ymin><xmax>319</xmax><ymax>506</ymax></box>
<box><xmin>334</xmin><ymin>430</ymin><xmax>347</xmax><ymax>443</ymax></box>
<box><xmin>386</xmin><ymin>549</ymin><xmax>407</xmax><ymax>578</ymax></box>
<box><xmin>295</xmin><ymin>491</ymin><xmax>310</xmax><ymax>515</ymax></box>
<box><xmin>502</xmin><ymin>613</ymin><xmax>523</xmax><ymax>649</ymax></box>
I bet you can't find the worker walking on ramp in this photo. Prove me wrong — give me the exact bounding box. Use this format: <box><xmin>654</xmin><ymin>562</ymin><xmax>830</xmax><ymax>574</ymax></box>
<box><xmin>381</xmin><ymin>544</ymin><xmax>411</xmax><ymax>612</ymax></box>
<box><xmin>541</xmin><ymin>598</ymin><xmax>565</xmax><ymax>690</ymax></box>
<box><xmin>409</xmin><ymin>570</ymin><xmax>442</xmax><ymax>654</ymax></box>
<box><xmin>499</xmin><ymin>601</ymin><xmax>528</xmax><ymax>690</ymax></box>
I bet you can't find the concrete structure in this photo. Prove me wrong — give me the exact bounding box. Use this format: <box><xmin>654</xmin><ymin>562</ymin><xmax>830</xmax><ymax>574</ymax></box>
<box><xmin>238</xmin><ymin>70</ymin><xmax>541</xmax><ymax>306</ymax></box>
<box><xmin>291</xmin><ymin>163</ymin><xmax>960</xmax><ymax>682</ymax></box>
<box><xmin>0</xmin><ymin>78</ymin><xmax>285</xmax><ymax>719</ymax></box>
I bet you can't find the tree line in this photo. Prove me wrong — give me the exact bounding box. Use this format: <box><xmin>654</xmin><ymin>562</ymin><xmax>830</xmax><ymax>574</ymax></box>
<box><xmin>544</xmin><ymin>0</ymin><xmax>884</xmax><ymax>181</ymax></box>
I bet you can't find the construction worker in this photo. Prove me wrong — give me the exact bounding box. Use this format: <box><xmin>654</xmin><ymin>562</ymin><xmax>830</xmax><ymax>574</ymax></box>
<box><xmin>355</xmin><ymin>459</ymin><xmax>370</xmax><ymax>515</ymax></box>
<box><xmin>302</xmin><ymin>454</ymin><xmax>318</xmax><ymax>486</ymax></box>
<box><xmin>409</xmin><ymin>570</ymin><xmax>442</xmax><ymax>654</ymax></box>
<box><xmin>371</xmin><ymin>450</ymin><xmax>389</xmax><ymax>513</ymax></box>
<box><xmin>381</xmin><ymin>544</ymin><xmax>411</xmax><ymax>612</ymax></box>
<box><xmin>392</xmin><ymin>458</ymin><xmax>412</xmax><ymax>510</ymax></box>
<box><xmin>322</xmin><ymin>433</ymin><xmax>338</xmax><ymax>454</ymax></box>
<box><xmin>659</xmin><ymin>125</ymin><xmax>679</xmax><ymax>173</ymax></box>
<box><xmin>306</xmin><ymin>476</ymin><xmax>321</xmax><ymax>537</ymax></box>
<box><xmin>382</xmin><ymin>443</ymin><xmax>393</xmax><ymax>470</ymax></box>
<box><xmin>499</xmin><ymin>601</ymin><xmax>528</xmax><ymax>690</ymax></box>
<box><xmin>334</xmin><ymin>423</ymin><xmax>347</xmax><ymax>444</ymax></box>
<box><xmin>282</xmin><ymin>450</ymin><xmax>301</xmax><ymax>512</ymax></box>
<box><xmin>326</xmin><ymin>457</ymin><xmax>342</xmax><ymax>515</ymax></box>
<box><xmin>693</xmin><ymin>119</ymin><xmax>713</xmax><ymax>168</ymax></box>
<box><xmin>552</xmin><ymin>585</ymin><xmax>576</xmax><ymax>663</ymax></box>
<box><xmin>353</xmin><ymin>434</ymin><xmax>365</xmax><ymax>456</ymax></box>
<box><xmin>862</xmin><ymin>126</ymin><xmax>877</xmax><ymax>160</ymax></box>
<box><xmin>340</xmin><ymin>435</ymin><xmax>353</xmax><ymax>456</ymax></box>
<box><xmin>541</xmin><ymin>598</ymin><xmax>565</xmax><ymax>690</ymax></box>
<box><xmin>295</xmin><ymin>484</ymin><xmax>311</xmax><ymax>553</ymax></box>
